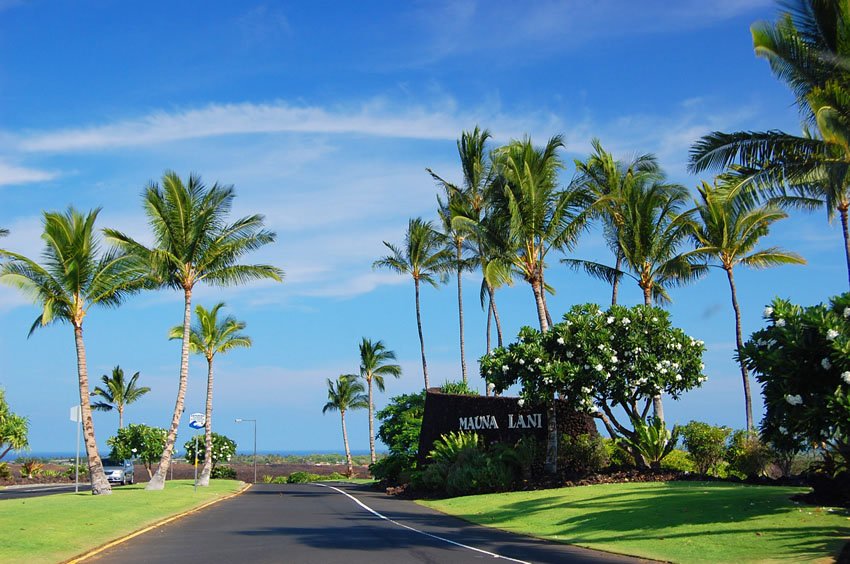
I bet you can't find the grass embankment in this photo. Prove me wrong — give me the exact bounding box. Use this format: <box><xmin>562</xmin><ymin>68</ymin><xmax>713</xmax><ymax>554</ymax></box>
<box><xmin>0</xmin><ymin>479</ymin><xmax>244</xmax><ymax>563</ymax></box>
<box><xmin>420</xmin><ymin>481</ymin><xmax>849</xmax><ymax>563</ymax></box>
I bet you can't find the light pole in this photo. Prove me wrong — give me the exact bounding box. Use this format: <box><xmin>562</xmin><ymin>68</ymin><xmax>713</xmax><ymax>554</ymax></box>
<box><xmin>235</xmin><ymin>418</ymin><xmax>257</xmax><ymax>483</ymax></box>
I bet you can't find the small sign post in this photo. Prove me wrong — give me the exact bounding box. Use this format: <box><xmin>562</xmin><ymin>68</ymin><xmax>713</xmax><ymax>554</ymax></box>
<box><xmin>70</xmin><ymin>406</ymin><xmax>82</xmax><ymax>493</ymax></box>
<box><xmin>188</xmin><ymin>413</ymin><xmax>205</xmax><ymax>492</ymax></box>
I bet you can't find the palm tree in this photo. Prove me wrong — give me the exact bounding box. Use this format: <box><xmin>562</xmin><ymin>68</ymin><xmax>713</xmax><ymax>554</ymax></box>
<box><xmin>491</xmin><ymin>135</ymin><xmax>592</xmax><ymax>332</ymax></box>
<box><xmin>574</xmin><ymin>139</ymin><xmax>662</xmax><ymax>305</ymax></box>
<box><xmin>106</xmin><ymin>171</ymin><xmax>283</xmax><ymax>490</ymax></box>
<box><xmin>169</xmin><ymin>302</ymin><xmax>250</xmax><ymax>486</ymax></box>
<box><xmin>0</xmin><ymin>208</ymin><xmax>146</xmax><ymax>495</ymax></box>
<box><xmin>322</xmin><ymin>375</ymin><xmax>368</xmax><ymax>477</ymax></box>
<box><xmin>686</xmin><ymin>178</ymin><xmax>805</xmax><ymax>431</ymax></box>
<box><xmin>373</xmin><ymin>218</ymin><xmax>450</xmax><ymax>389</ymax></box>
<box><xmin>689</xmin><ymin>0</ymin><xmax>850</xmax><ymax>286</ymax></box>
<box><xmin>429</xmin><ymin>126</ymin><xmax>493</xmax><ymax>384</ymax></box>
<box><xmin>91</xmin><ymin>366</ymin><xmax>151</xmax><ymax>430</ymax></box>
<box><xmin>358</xmin><ymin>338</ymin><xmax>401</xmax><ymax>464</ymax></box>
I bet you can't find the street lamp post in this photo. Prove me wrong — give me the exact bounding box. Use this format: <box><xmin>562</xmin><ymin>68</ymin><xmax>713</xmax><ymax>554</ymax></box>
<box><xmin>235</xmin><ymin>418</ymin><xmax>257</xmax><ymax>483</ymax></box>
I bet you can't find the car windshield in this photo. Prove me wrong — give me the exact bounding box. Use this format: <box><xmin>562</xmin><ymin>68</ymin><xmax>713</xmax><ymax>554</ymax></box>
<box><xmin>101</xmin><ymin>459</ymin><xmax>121</xmax><ymax>467</ymax></box>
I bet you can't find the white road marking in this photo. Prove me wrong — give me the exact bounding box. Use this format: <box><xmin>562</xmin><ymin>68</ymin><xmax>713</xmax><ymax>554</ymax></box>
<box><xmin>316</xmin><ymin>484</ymin><xmax>532</xmax><ymax>563</ymax></box>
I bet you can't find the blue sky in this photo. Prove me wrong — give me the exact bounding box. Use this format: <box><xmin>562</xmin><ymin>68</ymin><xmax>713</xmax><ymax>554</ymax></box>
<box><xmin>0</xmin><ymin>1</ymin><xmax>845</xmax><ymax>456</ymax></box>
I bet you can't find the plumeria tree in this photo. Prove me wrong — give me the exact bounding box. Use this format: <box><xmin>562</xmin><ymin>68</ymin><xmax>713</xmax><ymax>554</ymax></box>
<box><xmin>183</xmin><ymin>432</ymin><xmax>237</xmax><ymax>474</ymax></box>
<box><xmin>107</xmin><ymin>423</ymin><xmax>167</xmax><ymax>479</ymax></box>
<box><xmin>481</xmin><ymin>303</ymin><xmax>707</xmax><ymax>468</ymax></box>
<box><xmin>742</xmin><ymin>294</ymin><xmax>850</xmax><ymax>473</ymax></box>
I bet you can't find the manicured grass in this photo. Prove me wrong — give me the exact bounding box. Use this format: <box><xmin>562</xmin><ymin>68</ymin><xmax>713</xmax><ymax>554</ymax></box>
<box><xmin>0</xmin><ymin>479</ymin><xmax>244</xmax><ymax>563</ymax></box>
<box><xmin>420</xmin><ymin>481</ymin><xmax>850</xmax><ymax>563</ymax></box>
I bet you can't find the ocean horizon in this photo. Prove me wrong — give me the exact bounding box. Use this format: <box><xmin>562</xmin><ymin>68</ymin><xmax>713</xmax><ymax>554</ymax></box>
<box><xmin>4</xmin><ymin>450</ymin><xmax>378</xmax><ymax>461</ymax></box>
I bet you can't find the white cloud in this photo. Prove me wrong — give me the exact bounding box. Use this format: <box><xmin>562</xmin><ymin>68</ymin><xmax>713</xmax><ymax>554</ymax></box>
<box><xmin>0</xmin><ymin>162</ymin><xmax>56</xmax><ymax>186</ymax></box>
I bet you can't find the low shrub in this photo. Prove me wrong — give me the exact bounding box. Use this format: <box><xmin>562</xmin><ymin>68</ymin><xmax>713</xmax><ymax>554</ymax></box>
<box><xmin>369</xmin><ymin>452</ymin><xmax>416</xmax><ymax>485</ymax></box>
<box><xmin>726</xmin><ymin>431</ymin><xmax>772</xmax><ymax>479</ymax></box>
<box><xmin>211</xmin><ymin>465</ymin><xmax>237</xmax><ymax>479</ymax></box>
<box><xmin>428</xmin><ymin>431</ymin><xmax>480</xmax><ymax>464</ymax></box>
<box><xmin>64</xmin><ymin>464</ymin><xmax>88</xmax><ymax>480</ymax></box>
<box><xmin>323</xmin><ymin>472</ymin><xmax>347</xmax><ymax>481</ymax></box>
<box><xmin>559</xmin><ymin>433</ymin><xmax>609</xmax><ymax>475</ymax></box>
<box><xmin>617</xmin><ymin>417</ymin><xmax>679</xmax><ymax>469</ymax></box>
<box><xmin>287</xmin><ymin>471</ymin><xmax>321</xmax><ymax>484</ymax></box>
<box><xmin>261</xmin><ymin>475</ymin><xmax>275</xmax><ymax>484</ymax></box>
<box><xmin>681</xmin><ymin>421</ymin><xmax>731</xmax><ymax>476</ymax></box>
<box><xmin>661</xmin><ymin>449</ymin><xmax>696</xmax><ymax>473</ymax></box>
<box><xmin>603</xmin><ymin>438</ymin><xmax>634</xmax><ymax>467</ymax></box>
<box><xmin>19</xmin><ymin>459</ymin><xmax>43</xmax><ymax>479</ymax></box>
<box><xmin>439</xmin><ymin>381</ymin><xmax>479</xmax><ymax>396</ymax></box>
<box><xmin>0</xmin><ymin>462</ymin><xmax>10</xmax><ymax>480</ymax></box>
<box><xmin>444</xmin><ymin>448</ymin><xmax>512</xmax><ymax>497</ymax></box>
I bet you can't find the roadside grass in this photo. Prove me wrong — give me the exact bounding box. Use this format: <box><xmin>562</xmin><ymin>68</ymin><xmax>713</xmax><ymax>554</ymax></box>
<box><xmin>0</xmin><ymin>479</ymin><xmax>244</xmax><ymax>563</ymax></box>
<box><xmin>419</xmin><ymin>481</ymin><xmax>850</xmax><ymax>563</ymax></box>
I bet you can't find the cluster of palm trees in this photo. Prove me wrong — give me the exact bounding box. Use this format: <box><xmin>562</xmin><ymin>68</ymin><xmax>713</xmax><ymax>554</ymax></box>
<box><xmin>0</xmin><ymin>172</ymin><xmax>283</xmax><ymax>495</ymax></box>
<box><xmin>322</xmin><ymin>338</ymin><xmax>401</xmax><ymax>476</ymax></box>
<box><xmin>377</xmin><ymin>124</ymin><xmax>808</xmax><ymax>433</ymax></box>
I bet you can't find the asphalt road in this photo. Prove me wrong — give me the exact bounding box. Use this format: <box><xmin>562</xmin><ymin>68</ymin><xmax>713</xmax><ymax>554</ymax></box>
<box><xmin>85</xmin><ymin>483</ymin><xmax>646</xmax><ymax>564</ymax></box>
<box><xmin>0</xmin><ymin>483</ymin><xmax>91</xmax><ymax>499</ymax></box>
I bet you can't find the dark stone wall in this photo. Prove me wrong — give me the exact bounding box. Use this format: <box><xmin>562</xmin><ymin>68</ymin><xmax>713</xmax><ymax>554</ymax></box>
<box><xmin>417</xmin><ymin>389</ymin><xmax>597</xmax><ymax>464</ymax></box>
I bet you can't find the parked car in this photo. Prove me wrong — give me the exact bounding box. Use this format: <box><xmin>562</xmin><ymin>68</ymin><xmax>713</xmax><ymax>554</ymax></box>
<box><xmin>101</xmin><ymin>458</ymin><xmax>134</xmax><ymax>485</ymax></box>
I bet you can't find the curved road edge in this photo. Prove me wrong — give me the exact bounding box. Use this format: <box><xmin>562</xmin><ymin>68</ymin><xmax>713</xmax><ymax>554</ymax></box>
<box><xmin>64</xmin><ymin>482</ymin><xmax>252</xmax><ymax>564</ymax></box>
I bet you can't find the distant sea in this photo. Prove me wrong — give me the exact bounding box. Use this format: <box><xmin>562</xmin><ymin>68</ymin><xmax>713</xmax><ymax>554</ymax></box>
<box><xmin>6</xmin><ymin>450</ymin><xmax>376</xmax><ymax>461</ymax></box>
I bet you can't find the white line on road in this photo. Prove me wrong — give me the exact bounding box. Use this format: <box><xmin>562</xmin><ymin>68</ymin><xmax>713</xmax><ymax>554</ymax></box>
<box><xmin>317</xmin><ymin>484</ymin><xmax>532</xmax><ymax>563</ymax></box>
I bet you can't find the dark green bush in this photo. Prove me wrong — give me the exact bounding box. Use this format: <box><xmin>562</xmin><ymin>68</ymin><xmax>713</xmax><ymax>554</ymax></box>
<box><xmin>439</xmin><ymin>381</ymin><xmax>479</xmax><ymax>395</ymax></box>
<box><xmin>681</xmin><ymin>421</ymin><xmax>731</xmax><ymax>476</ymax></box>
<box><xmin>661</xmin><ymin>449</ymin><xmax>696</xmax><ymax>473</ymax></box>
<box><xmin>211</xmin><ymin>465</ymin><xmax>237</xmax><ymax>479</ymax></box>
<box><xmin>726</xmin><ymin>431</ymin><xmax>771</xmax><ymax>478</ymax></box>
<box><xmin>369</xmin><ymin>452</ymin><xmax>416</xmax><ymax>484</ymax></box>
<box><xmin>287</xmin><ymin>471</ymin><xmax>321</xmax><ymax>484</ymax></box>
<box><xmin>376</xmin><ymin>392</ymin><xmax>425</xmax><ymax>458</ymax></box>
<box><xmin>559</xmin><ymin>433</ymin><xmax>609</xmax><ymax>475</ymax></box>
<box><xmin>603</xmin><ymin>438</ymin><xmax>635</xmax><ymax>467</ymax></box>
<box><xmin>322</xmin><ymin>472</ymin><xmax>346</xmax><ymax>481</ymax></box>
<box><xmin>444</xmin><ymin>448</ymin><xmax>512</xmax><ymax>496</ymax></box>
<box><xmin>0</xmin><ymin>462</ymin><xmax>10</xmax><ymax>480</ymax></box>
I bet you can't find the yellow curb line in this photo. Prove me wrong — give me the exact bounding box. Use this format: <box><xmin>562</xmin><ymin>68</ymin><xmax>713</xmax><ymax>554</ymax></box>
<box><xmin>64</xmin><ymin>482</ymin><xmax>252</xmax><ymax>563</ymax></box>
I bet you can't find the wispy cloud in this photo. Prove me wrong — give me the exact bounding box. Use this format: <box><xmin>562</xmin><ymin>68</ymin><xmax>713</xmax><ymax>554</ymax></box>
<box><xmin>0</xmin><ymin>162</ymin><xmax>57</xmax><ymax>186</ymax></box>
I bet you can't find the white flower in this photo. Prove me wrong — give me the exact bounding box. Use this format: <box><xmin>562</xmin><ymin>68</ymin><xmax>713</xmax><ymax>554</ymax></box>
<box><xmin>598</xmin><ymin>344</ymin><xmax>605</xmax><ymax>350</ymax></box>
<box><xmin>502</xmin><ymin>365</ymin><xmax>509</xmax><ymax>372</ymax></box>
<box><xmin>565</xmin><ymin>351</ymin><xmax>574</xmax><ymax>359</ymax></box>
<box><xmin>517</xmin><ymin>398</ymin><xmax>525</xmax><ymax>407</ymax></box>
<box><xmin>776</xmin><ymin>318</ymin><xmax>786</xmax><ymax>327</ymax></box>
<box><xmin>821</xmin><ymin>358</ymin><xmax>832</xmax><ymax>370</ymax></box>
<box><xmin>557</xmin><ymin>337</ymin><xmax>565</xmax><ymax>345</ymax></box>
<box><xmin>651</xmin><ymin>317</ymin><xmax>658</xmax><ymax>322</ymax></box>
<box><xmin>583</xmin><ymin>364</ymin><xmax>590</xmax><ymax>370</ymax></box>
<box><xmin>611</xmin><ymin>355</ymin><xmax>618</xmax><ymax>363</ymax></box>
<box><xmin>827</xmin><ymin>329</ymin><xmax>839</xmax><ymax>341</ymax></box>
<box><xmin>581</xmin><ymin>386</ymin><xmax>591</xmax><ymax>394</ymax></box>
<box><xmin>660</xmin><ymin>368</ymin><xmax>668</xmax><ymax>374</ymax></box>
<box><xmin>778</xmin><ymin>426</ymin><xmax>787</xmax><ymax>434</ymax></box>
<box><xmin>543</xmin><ymin>377</ymin><xmax>551</xmax><ymax>385</ymax></box>
<box><xmin>487</xmin><ymin>382</ymin><xmax>496</xmax><ymax>393</ymax></box>
<box><xmin>842</xmin><ymin>371</ymin><xmax>850</xmax><ymax>385</ymax></box>
<box><xmin>566</xmin><ymin>320</ymin><xmax>573</xmax><ymax>326</ymax></box>
<box><xmin>606</xmin><ymin>316</ymin><xmax>615</xmax><ymax>324</ymax></box>
<box><xmin>699</xmin><ymin>363</ymin><xmax>705</xmax><ymax>371</ymax></box>
<box><xmin>698</xmin><ymin>376</ymin><xmax>707</xmax><ymax>383</ymax></box>
<box><xmin>595</xmin><ymin>364</ymin><xmax>604</xmax><ymax>372</ymax></box>
<box><xmin>131</xmin><ymin>448</ymin><xmax>137</xmax><ymax>453</ymax></box>
<box><xmin>519</xmin><ymin>358</ymin><xmax>525</xmax><ymax>365</ymax></box>
<box><xmin>621</xmin><ymin>317</ymin><xmax>631</xmax><ymax>325</ymax></box>
<box><xmin>763</xmin><ymin>306</ymin><xmax>774</xmax><ymax>317</ymax></box>
<box><xmin>534</xmin><ymin>357</ymin><xmax>542</xmax><ymax>364</ymax></box>
<box><xmin>675</xmin><ymin>342</ymin><xmax>682</xmax><ymax>350</ymax></box>
<box><xmin>785</xmin><ymin>394</ymin><xmax>803</xmax><ymax>406</ymax></box>
<box><xmin>844</xmin><ymin>306</ymin><xmax>850</xmax><ymax>318</ymax></box>
<box><xmin>674</xmin><ymin>374</ymin><xmax>682</xmax><ymax>382</ymax></box>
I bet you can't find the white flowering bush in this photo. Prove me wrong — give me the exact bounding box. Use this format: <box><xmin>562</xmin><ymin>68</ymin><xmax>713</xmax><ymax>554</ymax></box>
<box><xmin>742</xmin><ymin>294</ymin><xmax>850</xmax><ymax>472</ymax></box>
<box><xmin>107</xmin><ymin>424</ymin><xmax>167</xmax><ymax>478</ymax></box>
<box><xmin>183</xmin><ymin>432</ymin><xmax>237</xmax><ymax>472</ymax></box>
<box><xmin>480</xmin><ymin>303</ymin><xmax>707</xmax><ymax>468</ymax></box>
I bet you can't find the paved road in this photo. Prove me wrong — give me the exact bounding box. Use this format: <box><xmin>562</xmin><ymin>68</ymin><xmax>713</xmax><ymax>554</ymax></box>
<box><xmin>86</xmin><ymin>483</ymin><xmax>646</xmax><ymax>564</ymax></box>
<box><xmin>0</xmin><ymin>483</ymin><xmax>91</xmax><ymax>499</ymax></box>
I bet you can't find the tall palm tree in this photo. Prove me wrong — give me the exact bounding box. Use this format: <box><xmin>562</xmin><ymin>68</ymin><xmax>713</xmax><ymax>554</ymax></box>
<box><xmin>373</xmin><ymin>218</ymin><xmax>450</xmax><ymax>389</ymax></box>
<box><xmin>689</xmin><ymin>0</ymin><xmax>850</xmax><ymax>286</ymax></box>
<box><xmin>91</xmin><ymin>366</ymin><xmax>151</xmax><ymax>430</ymax></box>
<box><xmin>574</xmin><ymin>139</ymin><xmax>662</xmax><ymax>305</ymax></box>
<box><xmin>106</xmin><ymin>171</ymin><xmax>283</xmax><ymax>490</ymax></box>
<box><xmin>0</xmin><ymin>208</ymin><xmax>146</xmax><ymax>495</ymax></box>
<box><xmin>322</xmin><ymin>375</ymin><xmax>368</xmax><ymax>477</ymax></box>
<box><xmin>491</xmin><ymin>135</ymin><xmax>592</xmax><ymax>332</ymax></box>
<box><xmin>169</xmin><ymin>302</ymin><xmax>250</xmax><ymax>486</ymax></box>
<box><xmin>429</xmin><ymin>126</ymin><xmax>493</xmax><ymax>384</ymax></box>
<box><xmin>686</xmin><ymin>178</ymin><xmax>805</xmax><ymax>430</ymax></box>
<box><xmin>358</xmin><ymin>338</ymin><xmax>401</xmax><ymax>464</ymax></box>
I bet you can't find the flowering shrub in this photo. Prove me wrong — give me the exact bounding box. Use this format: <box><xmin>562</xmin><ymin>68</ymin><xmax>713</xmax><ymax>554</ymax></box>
<box><xmin>680</xmin><ymin>421</ymin><xmax>731</xmax><ymax>476</ymax></box>
<box><xmin>183</xmin><ymin>432</ymin><xmax>237</xmax><ymax>472</ymax></box>
<box><xmin>480</xmin><ymin>303</ymin><xmax>706</xmax><ymax>467</ymax></box>
<box><xmin>107</xmin><ymin>424</ymin><xmax>167</xmax><ymax>478</ymax></box>
<box><xmin>742</xmin><ymin>294</ymin><xmax>850</xmax><ymax>472</ymax></box>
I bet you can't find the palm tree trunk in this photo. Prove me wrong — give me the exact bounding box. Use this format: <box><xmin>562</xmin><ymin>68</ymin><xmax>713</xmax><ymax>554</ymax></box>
<box><xmin>414</xmin><ymin>277</ymin><xmax>430</xmax><ymax>389</ymax></box>
<box><xmin>368</xmin><ymin>377</ymin><xmax>376</xmax><ymax>464</ymax></box>
<box><xmin>840</xmin><ymin>203</ymin><xmax>850</xmax><ymax>289</ymax></box>
<box><xmin>489</xmin><ymin>284</ymin><xmax>503</xmax><ymax>347</ymax></box>
<box><xmin>198</xmin><ymin>356</ymin><xmax>215</xmax><ymax>486</ymax></box>
<box><xmin>485</xmin><ymin>296</ymin><xmax>492</xmax><ymax>355</ymax></box>
<box><xmin>611</xmin><ymin>248</ymin><xmax>623</xmax><ymax>306</ymax></box>
<box><xmin>456</xmin><ymin>242</ymin><xmax>468</xmax><ymax>385</ymax></box>
<box><xmin>642</xmin><ymin>283</ymin><xmax>664</xmax><ymax>422</ymax></box>
<box><xmin>530</xmin><ymin>277</ymin><xmax>549</xmax><ymax>332</ymax></box>
<box><xmin>341</xmin><ymin>410</ymin><xmax>353</xmax><ymax>477</ymax></box>
<box><xmin>118</xmin><ymin>405</ymin><xmax>124</xmax><ymax>430</ymax></box>
<box><xmin>530</xmin><ymin>276</ymin><xmax>557</xmax><ymax>474</ymax></box>
<box><xmin>147</xmin><ymin>287</ymin><xmax>193</xmax><ymax>490</ymax></box>
<box><xmin>725</xmin><ymin>266</ymin><xmax>753</xmax><ymax>431</ymax></box>
<box><xmin>74</xmin><ymin>324</ymin><xmax>111</xmax><ymax>495</ymax></box>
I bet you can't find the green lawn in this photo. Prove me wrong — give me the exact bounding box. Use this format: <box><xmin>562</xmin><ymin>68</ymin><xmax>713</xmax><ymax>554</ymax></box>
<box><xmin>420</xmin><ymin>481</ymin><xmax>849</xmax><ymax>563</ymax></box>
<box><xmin>0</xmin><ymin>480</ymin><xmax>244</xmax><ymax>563</ymax></box>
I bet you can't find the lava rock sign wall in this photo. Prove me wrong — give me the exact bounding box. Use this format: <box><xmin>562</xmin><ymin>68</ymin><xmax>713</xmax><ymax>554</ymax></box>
<box><xmin>417</xmin><ymin>389</ymin><xmax>597</xmax><ymax>464</ymax></box>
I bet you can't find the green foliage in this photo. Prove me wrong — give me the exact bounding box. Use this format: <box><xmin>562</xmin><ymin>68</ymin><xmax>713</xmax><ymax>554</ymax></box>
<box><xmin>726</xmin><ymin>430</ymin><xmax>772</xmax><ymax>479</ymax></box>
<box><xmin>0</xmin><ymin>463</ymin><xmax>10</xmax><ymax>480</ymax></box>
<box><xmin>376</xmin><ymin>392</ymin><xmax>425</xmax><ymax>457</ymax></box>
<box><xmin>64</xmin><ymin>464</ymin><xmax>88</xmax><ymax>480</ymax></box>
<box><xmin>90</xmin><ymin>366</ymin><xmax>151</xmax><ymax>428</ymax></box>
<box><xmin>660</xmin><ymin>449</ymin><xmax>696</xmax><ymax>473</ymax></box>
<box><xmin>743</xmin><ymin>294</ymin><xmax>850</xmax><ymax>471</ymax></box>
<box><xmin>19</xmin><ymin>459</ymin><xmax>43</xmax><ymax>479</ymax></box>
<box><xmin>0</xmin><ymin>390</ymin><xmax>29</xmax><ymax>460</ymax></box>
<box><xmin>282</xmin><ymin>471</ymin><xmax>353</xmax><ymax>484</ymax></box>
<box><xmin>560</xmin><ymin>433</ymin><xmax>609</xmax><ymax>475</ymax></box>
<box><xmin>428</xmin><ymin>431</ymin><xmax>480</xmax><ymax>464</ymax></box>
<box><xmin>211</xmin><ymin>465</ymin><xmax>237</xmax><ymax>479</ymax></box>
<box><xmin>681</xmin><ymin>421</ymin><xmax>732</xmax><ymax>476</ymax></box>
<box><xmin>602</xmin><ymin>438</ymin><xmax>635</xmax><ymax>467</ymax></box>
<box><xmin>107</xmin><ymin>424</ymin><xmax>167</xmax><ymax>477</ymax></box>
<box><xmin>617</xmin><ymin>417</ymin><xmax>679</xmax><ymax>470</ymax></box>
<box><xmin>439</xmin><ymin>380</ymin><xmax>479</xmax><ymax>395</ymax></box>
<box><xmin>443</xmin><ymin>448</ymin><xmax>513</xmax><ymax>497</ymax></box>
<box><xmin>369</xmin><ymin>453</ymin><xmax>416</xmax><ymax>484</ymax></box>
<box><xmin>183</xmin><ymin>433</ymin><xmax>236</xmax><ymax>471</ymax></box>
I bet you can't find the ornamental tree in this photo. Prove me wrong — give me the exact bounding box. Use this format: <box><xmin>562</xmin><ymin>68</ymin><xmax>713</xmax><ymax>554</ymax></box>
<box><xmin>107</xmin><ymin>424</ymin><xmax>167</xmax><ymax>478</ymax></box>
<box><xmin>0</xmin><ymin>389</ymin><xmax>28</xmax><ymax>460</ymax></box>
<box><xmin>481</xmin><ymin>303</ymin><xmax>706</xmax><ymax>467</ymax></box>
<box><xmin>183</xmin><ymin>432</ymin><xmax>236</xmax><ymax>473</ymax></box>
<box><xmin>742</xmin><ymin>294</ymin><xmax>850</xmax><ymax>472</ymax></box>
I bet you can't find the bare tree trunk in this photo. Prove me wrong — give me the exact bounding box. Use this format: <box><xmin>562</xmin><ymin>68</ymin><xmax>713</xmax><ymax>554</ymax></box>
<box><xmin>341</xmin><ymin>410</ymin><xmax>353</xmax><ymax>477</ymax></box>
<box><xmin>485</xmin><ymin>295</ymin><xmax>492</xmax><ymax>355</ymax></box>
<box><xmin>530</xmin><ymin>277</ymin><xmax>550</xmax><ymax>333</ymax></box>
<box><xmin>642</xmin><ymin>283</ymin><xmax>664</xmax><ymax>422</ymax></box>
<box><xmin>725</xmin><ymin>266</ymin><xmax>753</xmax><ymax>431</ymax></box>
<box><xmin>841</xmin><ymin>204</ymin><xmax>850</xmax><ymax>290</ymax></box>
<box><xmin>147</xmin><ymin>287</ymin><xmax>193</xmax><ymax>490</ymax></box>
<box><xmin>368</xmin><ymin>377</ymin><xmax>376</xmax><ymax>464</ymax></box>
<box><xmin>198</xmin><ymin>356</ymin><xmax>215</xmax><ymax>486</ymax></box>
<box><xmin>414</xmin><ymin>277</ymin><xmax>429</xmax><ymax>389</ymax></box>
<box><xmin>611</xmin><ymin>248</ymin><xmax>623</xmax><ymax>306</ymax></box>
<box><xmin>490</xmin><ymin>284</ymin><xmax>504</xmax><ymax>347</ymax></box>
<box><xmin>74</xmin><ymin>324</ymin><xmax>112</xmax><ymax>495</ymax></box>
<box><xmin>456</xmin><ymin>241</ymin><xmax>468</xmax><ymax>385</ymax></box>
<box><xmin>118</xmin><ymin>405</ymin><xmax>124</xmax><ymax>430</ymax></box>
